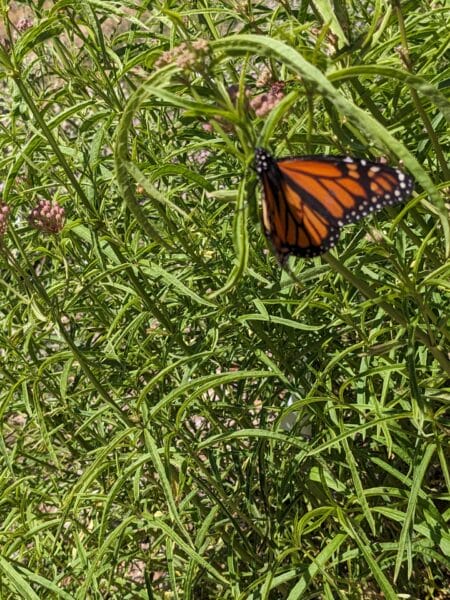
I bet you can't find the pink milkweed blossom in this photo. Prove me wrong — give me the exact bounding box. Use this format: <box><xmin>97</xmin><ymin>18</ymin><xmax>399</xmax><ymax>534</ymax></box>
<box><xmin>16</xmin><ymin>18</ymin><xmax>33</xmax><ymax>33</ymax></box>
<box><xmin>250</xmin><ymin>81</ymin><xmax>286</xmax><ymax>117</ymax></box>
<box><xmin>0</xmin><ymin>203</ymin><xmax>11</xmax><ymax>237</ymax></box>
<box><xmin>155</xmin><ymin>39</ymin><xmax>209</xmax><ymax>71</ymax></box>
<box><xmin>28</xmin><ymin>199</ymin><xmax>65</xmax><ymax>234</ymax></box>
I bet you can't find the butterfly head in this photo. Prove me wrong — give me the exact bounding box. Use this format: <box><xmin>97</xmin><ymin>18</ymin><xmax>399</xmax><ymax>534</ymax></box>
<box><xmin>254</xmin><ymin>147</ymin><xmax>274</xmax><ymax>174</ymax></box>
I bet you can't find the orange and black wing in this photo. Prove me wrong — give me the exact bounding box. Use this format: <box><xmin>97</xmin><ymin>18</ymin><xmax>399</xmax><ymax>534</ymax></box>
<box><xmin>255</xmin><ymin>147</ymin><xmax>414</xmax><ymax>262</ymax></box>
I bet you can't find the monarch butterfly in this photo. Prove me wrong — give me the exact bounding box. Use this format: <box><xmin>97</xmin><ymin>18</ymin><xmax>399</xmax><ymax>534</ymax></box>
<box><xmin>255</xmin><ymin>148</ymin><xmax>414</xmax><ymax>262</ymax></box>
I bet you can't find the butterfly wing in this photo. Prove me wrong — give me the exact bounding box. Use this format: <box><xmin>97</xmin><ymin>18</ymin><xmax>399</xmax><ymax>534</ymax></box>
<box><xmin>255</xmin><ymin>148</ymin><xmax>414</xmax><ymax>261</ymax></box>
<box><xmin>259</xmin><ymin>158</ymin><xmax>340</xmax><ymax>260</ymax></box>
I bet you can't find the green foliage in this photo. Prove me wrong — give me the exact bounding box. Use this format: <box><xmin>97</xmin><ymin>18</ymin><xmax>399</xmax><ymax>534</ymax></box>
<box><xmin>0</xmin><ymin>1</ymin><xmax>449</xmax><ymax>598</ymax></box>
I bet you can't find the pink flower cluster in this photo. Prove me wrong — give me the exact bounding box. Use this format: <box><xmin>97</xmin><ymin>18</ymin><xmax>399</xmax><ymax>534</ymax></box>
<box><xmin>16</xmin><ymin>18</ymin><xmax>33</xmax><ymax>33</ymax></box>
<box><xmin>0</xmin><ymin>203</ymin><xmax>10</xmax><ymax>237</ymax></box>
<box><xmin>250</xmin><ymin>81</ymin><xmax>286</xmax><ymax>117</ymax></box>
<box><xmin>200</xmin><ymin>80</ymin><xmax>286</xmax><ymax>134</ymax></box>
<box><xmin>155</xmin><ymin>39</ymin><xmax>209</xmax><ymax>71</ymax></box>
<box><xmin>190</xmin><ymin>149</ymin><xmax>211</xmax><ymax>165</ymax></box>
<box><xmin>28</xmin><ymin>199</ymin><xmax>65</xmax><ymax>234</ymax></box>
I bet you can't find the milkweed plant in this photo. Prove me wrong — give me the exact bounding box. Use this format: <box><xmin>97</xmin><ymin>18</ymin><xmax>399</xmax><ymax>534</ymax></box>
<box><xmin>0</xmin><ymin>1</ymin><xmax>449</xmax><ymax>598</ymax></box>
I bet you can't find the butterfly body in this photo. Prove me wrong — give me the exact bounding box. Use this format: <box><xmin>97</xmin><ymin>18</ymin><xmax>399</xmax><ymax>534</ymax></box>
<box><xmin>255</xmin><ymin>148</ymin><xmax>414</xmax><ymax>262</ymax></box>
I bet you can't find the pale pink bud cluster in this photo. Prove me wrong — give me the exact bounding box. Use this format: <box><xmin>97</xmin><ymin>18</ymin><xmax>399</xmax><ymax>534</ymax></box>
<box><xmin>155</xmin><ymin>39</ymin><xmax>209</xmax><ymax>71</ymax></box>
<box><xmin>201</xmin><ymin>122</ymin><xmax>214</xmax><ymax>133</ymax></box>
<box><xmin>190</xmin><ymin>149</ymin><xmax>211</xmax><ymax>165</ymax></box>
<box><xmin>16</xmin><ymin>18</ymin><xmax>33</xmax><ymax>32</ymax></box>
<box><xmin>0</xmin><ymin>203</ymin><xmax>10</xmax><ymax>237</ymax></box>
<box><xmin>250</xmin><ymin>81</ymin><xmax>286</xmax><ymax>117</ymax></box>
<box><xmin>28</xmin><ymin>199</ymin><xmax>65</xmax><ymax>234</ymax></box>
